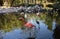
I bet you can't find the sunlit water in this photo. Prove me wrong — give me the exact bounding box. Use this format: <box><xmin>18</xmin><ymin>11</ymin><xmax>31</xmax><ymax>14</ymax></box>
<box><xmin>0</xmin><ymin>13</ymin><xmax>60</xmax><ymax>39</ymax></box>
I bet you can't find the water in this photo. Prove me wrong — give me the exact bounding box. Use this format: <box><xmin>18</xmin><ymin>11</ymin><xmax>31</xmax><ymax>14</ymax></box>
<box><xmin>0</xmin><ymin>13</ymin><xmax>60</xmax><ymax>39</ymax></box>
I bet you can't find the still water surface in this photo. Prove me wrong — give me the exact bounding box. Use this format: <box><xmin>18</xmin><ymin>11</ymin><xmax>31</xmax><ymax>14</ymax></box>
<box><xmin>0</xmin><ymin>13</ymin><xmax>60</xmax><ymax>39</ymax></box>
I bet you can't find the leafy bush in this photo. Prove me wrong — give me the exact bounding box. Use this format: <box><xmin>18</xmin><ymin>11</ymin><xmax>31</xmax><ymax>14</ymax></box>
<box><xmin>12</xmin><ymin>0</ymin><xmax>21</xmax><ymax>7</ymax></box>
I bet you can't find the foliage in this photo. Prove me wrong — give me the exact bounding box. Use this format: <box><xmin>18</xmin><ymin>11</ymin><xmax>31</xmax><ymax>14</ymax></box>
<box><xmin>0</xmin><ymin>0</ymin><xmax>3</xmax><ymax>6</ymax></box>
<box><xmin>53</xmin><ymin>3</ymin><xmax>60</xmax><ymax>9</ymax></box>
<box><xmin>46</xmin><ymin>4</ymin><xmax>53</xmax><ymax>8</ymax></box>
<box><xmin>57</xmin><ymin>0</ymin><xmax>60</xmax><ymax>3</ymax></box>
<box><xmin>0</xmin><ymin>13</ymin><xmax>24</xmax><ymax>32</ymax></box>
<box><xmin>12</xmin><ymin>0</ymin><xmax>21</xmax><ymax>7</ymax></box>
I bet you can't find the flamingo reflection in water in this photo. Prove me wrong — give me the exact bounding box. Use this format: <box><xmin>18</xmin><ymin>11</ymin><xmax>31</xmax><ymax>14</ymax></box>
<box><xmin>24</xmin><ymin>22</ymin><xmax>37</xmax><ymax>39</ymax></box>
<box><xmin>23</xmin><ymin>18</ymin><xmax>40</xmax><ymax>39</ymax></box>
<box><xmin>19</xmin><ymin>13</ymin><xmax>40</xmax><ymax>39</ymax></box>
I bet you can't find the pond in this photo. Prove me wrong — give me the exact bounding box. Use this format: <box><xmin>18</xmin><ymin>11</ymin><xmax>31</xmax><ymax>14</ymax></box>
<box><xmin>0</xmin><ymin>13</ymin><xmax>60</xmax><ymax>39</ymax></box>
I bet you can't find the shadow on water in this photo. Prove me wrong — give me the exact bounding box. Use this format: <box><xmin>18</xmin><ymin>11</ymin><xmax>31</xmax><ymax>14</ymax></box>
<box><xmin>27</xmin><ymin>38</ymin><xmax>35</xmax><ymax>39</ymax></box>
<box><xmin>53</xmin><ymin>24</ymin><xmax>60</xmax><ymax>39</ymax></box>
<box><xmin>53</xmin><ymin>15</ymin><xmax>60</xmax><ymax>39</ymax></box>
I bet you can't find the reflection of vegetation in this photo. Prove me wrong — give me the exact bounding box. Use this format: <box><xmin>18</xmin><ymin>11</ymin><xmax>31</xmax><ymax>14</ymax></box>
<box><xmin>29</xmin><ymin>12</ymin><xmax>59</xmax><ymax>31</ymax></box>
<box><xmin>45</xmin><ymin>15</ymin><xmax>53</xmax><ymax>30</ymax></box>
<box><xmin>40</xmin><ymin>13</ymin><xmax>46</xmax><ymax>21</ymax></box>
<box><xmin>44</xmin><ymin>12</ymin><xmax>59</xmax><ymax>30</ymax></box>
<box><xmin>0</xmin><ymin>13</ymin><xmax>24</xmax><ymax>32</ymax></box>
<box><xmin>0</xmin><ymin>12</ymin><xmax>59</xmax><ymax>32</ymax></box>
<box><xmin>29</xmin><ymin>13</ymin><xmax>58</xmax><ymax>31</ymax></box>
<box><xmin>55</xmin><ymin>15</ymin><xmax>60</xmax><ymax>25</ymax></box>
